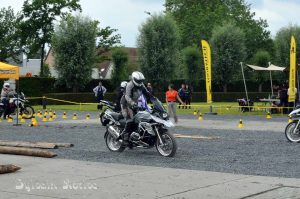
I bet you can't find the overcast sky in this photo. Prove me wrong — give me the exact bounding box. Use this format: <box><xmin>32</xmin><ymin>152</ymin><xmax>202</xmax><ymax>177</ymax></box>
<box><xmin>0</xmin><ymin>0</ymin><xmax>299</xmax><ymax>47</ymax></box>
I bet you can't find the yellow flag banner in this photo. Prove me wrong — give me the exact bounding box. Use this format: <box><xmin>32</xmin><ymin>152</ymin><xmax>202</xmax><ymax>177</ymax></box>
<box><xmin>201</xmin><ymin>40</ymin><xmax>212</xmax><ymax>103</ymax></box>
<box><xmin>288</xmin><ymin>36</ymin><xmax>296</xmax><ymax>102</ymax></box>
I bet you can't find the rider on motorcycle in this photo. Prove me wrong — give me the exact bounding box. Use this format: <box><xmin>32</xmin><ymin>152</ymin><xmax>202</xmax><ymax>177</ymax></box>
<box><xmin>120</xmin><ymin>71</ymin><xmax>152</xmax><ymax>141</ymax></box>
<box><xmin>1</xmin><ymin>83</ymin><xmax>15</xmax><ymax>119</ymax></box>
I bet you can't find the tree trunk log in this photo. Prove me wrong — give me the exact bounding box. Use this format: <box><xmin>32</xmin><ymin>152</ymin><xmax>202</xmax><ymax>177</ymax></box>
<box><xmin>0</xmin><ymin>164</ymin><xmax>21</xmax><ymax>174</ymax></box>
<box><xmin>55</xmin><ymin>143</ymin><xmax>74</xmax><ymax>148</ymax></box>
<box><xmin>0</xmin><ymin>146</ymin><xmax>57</xmax><ymax>158</ymax></box>
<box><xmin>0</xmin><ymin>140</ymin><xmax>57</xmax><ymax>149</ymax></box>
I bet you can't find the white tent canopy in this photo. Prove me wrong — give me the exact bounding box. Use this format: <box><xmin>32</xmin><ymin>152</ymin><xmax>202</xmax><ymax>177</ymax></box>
<box><xmin>247</xmin><ymin>64</ymin><xmax>285</xmax><ymax>71</ymax></box>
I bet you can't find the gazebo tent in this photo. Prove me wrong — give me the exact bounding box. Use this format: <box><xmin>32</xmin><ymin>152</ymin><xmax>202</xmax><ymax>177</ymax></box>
<box><xmin>0</xmin><ymin>62</ymin><xmax>19</xmax><ymax>80</ymax></box>
<box><xmin>247</xmin><ymin>63</ymin><xmax>285</xmax><ymax>96</ymax></box>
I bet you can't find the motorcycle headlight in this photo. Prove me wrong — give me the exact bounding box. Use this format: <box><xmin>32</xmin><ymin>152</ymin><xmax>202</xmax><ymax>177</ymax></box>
<box><xmin>162</xmin><ymin>113</ymin><xmax>168</xmax><ymax>119</ymax></box>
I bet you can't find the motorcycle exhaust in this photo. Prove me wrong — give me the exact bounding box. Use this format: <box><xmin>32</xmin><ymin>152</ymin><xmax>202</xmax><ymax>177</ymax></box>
<box><xmin>108</xmin><ymin>126</ymin><xmax>120</xmax><ymax>139</ymax></box>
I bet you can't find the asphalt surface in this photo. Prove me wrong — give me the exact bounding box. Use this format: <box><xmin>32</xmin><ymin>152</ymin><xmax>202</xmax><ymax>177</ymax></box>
<box><xmin>0</xmin><ymin>112</ymin><xmax>300</xmax><ymax>178</ymax></box>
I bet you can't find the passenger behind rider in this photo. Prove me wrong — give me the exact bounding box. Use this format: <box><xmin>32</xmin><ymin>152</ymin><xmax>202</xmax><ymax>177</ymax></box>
<box><xmin>115</xmin><ymin>81</ymin><xmax>127</xmax><ymax>112</ymax></box>
<box><xmin>120</xmin><ymin>71</ymin><xmax>152</xmax><ymax>141</ymax></box>
<box><xmin>0</xmin><ymin>83</ymin><xmax>14</xmax><ymax>119</ymax></box>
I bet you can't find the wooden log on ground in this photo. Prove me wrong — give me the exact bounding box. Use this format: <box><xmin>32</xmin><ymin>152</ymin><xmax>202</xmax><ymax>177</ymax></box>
<box><xmin>0</xmin><ymin>146</ymin><xmax>57</xmax><ymax>158</ymax></box>
<box><xmin>0</xmin><ymin>140</ymin><xmax>57</xmax><ymax>149</ymax></box>
<box><xmin>54</xmin><ymin>143</ymin><xmax>74</xmax><ymax>148</ymax></box>
<box><xmin>0</xmin><ymin>164</ymin><xmax>21</xmax><ymax>174</ymax></box>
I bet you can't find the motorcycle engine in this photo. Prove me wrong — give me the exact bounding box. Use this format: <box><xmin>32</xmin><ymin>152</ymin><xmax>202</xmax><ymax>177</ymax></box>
<box><xmin>130</xmin><ymin>132</ymin><xmax>141</xmax><ymax>141</ymax></box>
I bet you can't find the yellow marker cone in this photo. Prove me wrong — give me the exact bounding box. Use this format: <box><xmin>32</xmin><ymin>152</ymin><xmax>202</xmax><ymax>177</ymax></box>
<box><xmin>42</xmin><ymin>115</ymin><xmax>47</xmax><ymax>122</ymax></box>
<box><xmin>20</xmin><ymin>115</ymin><xmax>26</xmax><ymax>123</ymax></box>
<box><xmin>288</xmin><ymin>116</ymin><xmax>293</xmax><ymax>123</ymax></box>
<box><xmin>86</xmin><ymin>114</ymin><xmax>90</xmax><ymax>120</ymax></box>
<box><xmin>44</xmin><ymin>110</ymin><xmax>48</xmax><ymax>116</ymax></box>
<box><xmin>29</xmin><ymin>116</ymin><xmax>38</xmax><ymax>127</ymax></box>
<box><xmin>49</xmin><ymin>110</ymin><xmax>53</xmax><ymax>117</ymax></box>
<box><xmin>18</xmin><ymin>113</ymin><xmax>22</xmax><ymax>119</ymax></box>
<box><xmin>62</xmin><ymin>112</ymin><xmax>67</xmax><ymax>119</ymax></box>
<box><xmin>238</xmin><ymin>119</ymin><xmax>244</xmax><ymax>128</ymax></box>
<box><xmin>193</xmin><ymin>111</ymin><xmax>197</xmax><ymax>116</ymax></box>
<box><xmin>53</xmin><ymin>111</ymin><xmax>57</xmax><ymax>119</ymax></box>
<box><xmin>7</xmin><ymin>116</ymin><xmax>13</xmax><ymax>123</ymax></box>
<box><xmin>266</xmin><ymin>112</ymin><xmax>272</xmax><ymax>119</ymax></box>
<box><xmin>73</xmin><ymin>113</ymin><xmax>77</xmax><ymax>120</ymax></box>
<box><xmin>48</xmin><ymin>115</ymin><xmax>53</xmax><ymax>122</ymax></box>
<box><xmin>198</xmin><ymin>113</ymin><xmax>203</xmax><ymax>121</ymax></box>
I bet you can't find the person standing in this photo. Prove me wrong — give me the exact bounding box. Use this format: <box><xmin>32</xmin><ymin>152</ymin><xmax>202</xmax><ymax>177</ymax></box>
<box><xmin>178</xmin><ymin>83</ymin><xmax>186</xmax><ymax>109</ymax></box>
<box><xmin>93</xmin><ymin>81</ymin><xmax>107</xmax><ymax>103</ymax></box>
<box><xmin>146</xmin><ymin>82</ymin><xmax>154</xmax><ymax>103</ymax></box>
<box><xmin>166</xmin><ymin>84</ymin><xmax>185</xmax><ymax>123</ymax></box>
<box><xmin>279</xmin><ymin>84</ymin><xmax>288</xmax><ymax>113</ymax></box>
<box><xmin>185</xmin><ymin>84</ymin><xmax>192</xmax><ymax>109</ymax></box>
<box><xmin>0</xmin><ymin>83</ymin><xmax>14</xmax><ymax>119</ymax></box>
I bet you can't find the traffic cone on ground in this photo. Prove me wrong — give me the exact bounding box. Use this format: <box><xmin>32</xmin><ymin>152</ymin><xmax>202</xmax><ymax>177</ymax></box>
<box><xmin>29</xmin><ymin>116</ymin><xmax>38</xmax><ymax>127</ymax></box>
<box><xmin>288</xmin><ymin>115</ymin><xmax>293</xmax><ymax>123</ymax></box>
<box><xmin>44</xmin><ymin>110</ymin><xmax>48</xmax><ymax>116</ymax></box>
<box><xmin>49</xmin><ymin>109</ymin><xmax>53</xmax><ymax>117</ymax></box>
<box><xmin>18</xmin><ymin>113</ymin><xmax>22</xmax><ymax>119</ymax></box>
<box><xmin>53</xmin><ymin>111</ymin><xmax>57</xmax><ymax>119</ymax></box>
<box><xmin>48</xmin><ymin>115</ymin><xmax>53</xmax><ymax>122</ymax></box>
<box><xmin>198</xmin><ymin>113</ymin><xmax>203</xmax><ymax>121</ymax></box>
<box><xmin>42</xmin><ymin>115</ymin><xmax>47</xmax><ymax>122</ymax></box>
<box><xmin>73</xmin><ymin>113</ymin><xmax>77</xmax><ymax>120</ymax></box>
<box><xmin>86</xmin><ymin>114</ymin><xmax>90</xmax><ymax>120</ymax></box>
<box><xmin>266</xmin><ymin>112</ymin><xmax>272</xmax><ymax>119</ymax></box>
<box><xmin>193</xmin><ymin>110</ymin><xmax>197</xmax><ymax>116</ymax></box>
<box><xmin>238</xmin><ymin>119</ymin><xmax>244</xmax><ymax>128</ymax></box>
<box><xmin>20</xmin><ymin>115</ymin><xmax>26</xmax><ymax>123</ymax></box>
<box><xmin>38</xmin><ymin>110</ymin><xmax>43</xmax><ymax>118</ymax></box>
<box><xmin>7</xmin><ymin>116</ymin><xmax>13</xmax><ymax>123</ymax></box>
<box><xmin>62</xmin><ymin>112</ymin><xmax>67</xmax><ymax>119</ymax></box>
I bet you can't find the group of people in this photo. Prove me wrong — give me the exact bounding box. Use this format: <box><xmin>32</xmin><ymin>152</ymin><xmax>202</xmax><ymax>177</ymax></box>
<box><xmin>178</xmin><ymin>83</ymin><xmax>192</xmax><ymax>109</ymax></box>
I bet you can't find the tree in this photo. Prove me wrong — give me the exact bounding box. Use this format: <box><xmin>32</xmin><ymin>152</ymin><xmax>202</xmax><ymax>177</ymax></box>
<box><xmin>19</xmin><ymin>0</ymin><xmax>81</xmax><ymax>76</ymax></box>
<box><xmin>0</xmin><ymin>7</ymin><xmax>21</xmax><ymax>62</ymax></box>
<box><xmin>251</xmin><ymin>50</ymin><xmax>270</xmax><ymax>92</ymax></box>
<box><xmin>137</xmin><ymin>14</ymin><xmax>179</xmax><ymax>84</ymax></box>
<box><xmin>51</xmin><ymin>15</ymin><xmax>98</xmax><ymax>92</ymax></box>
<box><xmin>111</xmin><ymin>48</ymin><xmax>128</xmax><ymax>86</ymax></box>
<box><xmin>181</xmin><ymin>46</ymin><xmax>201</xmax><ymax>85</ymax></box>
<box><xmin>274</xmin><ymin>25</ymin><xmax>300</xmax><ymax>68</ymax></box>
<box><xmin>210</xmin><ymin>22</ymin><xmax>246</xmax><ymax>92</ymax></box>
<box><xmin>165</xmin><ymin>0</ymin><xmax>271</xmax><ymax>60</ymax></box>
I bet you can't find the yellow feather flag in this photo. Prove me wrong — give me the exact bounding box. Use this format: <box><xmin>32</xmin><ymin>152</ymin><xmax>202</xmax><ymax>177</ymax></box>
<box><xmin>201</xmin><ymin>40</ymin><xmax>212</xmax><ymax>103</ymax></box>
<box><xmin>289</xmin><ymin>36</ymin><xmax>297</xmax><ymax>102</ymax></box>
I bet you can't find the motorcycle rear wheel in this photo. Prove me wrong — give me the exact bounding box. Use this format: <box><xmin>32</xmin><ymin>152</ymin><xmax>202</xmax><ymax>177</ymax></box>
<box><xmin>285</xmin><ymin>122</ymin><xmax>300</xmax><ymax>143</ymax></box>
<box><xmin>156</xmin><ymin>131</ymin><xmax>177</xmax><ymax>157</ymax></box>
<box><xmin>105</xmin><ymin>133</ymin><xmax>125</xmax><ymax>152</ymax></box>
<box><xmin>21</xmin><ymin>105</ymin><xmax>35</xmax><ymax>119</ymax></box>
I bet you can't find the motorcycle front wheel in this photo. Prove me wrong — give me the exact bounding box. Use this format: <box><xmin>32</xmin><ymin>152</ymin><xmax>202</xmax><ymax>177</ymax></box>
<box><xmin>285</xmin><ymin>122</ymin><xmax>300</xmax><ymax>143</ymax></box>
<box><xmin>21</xmin><ymin>105</ymin><xmax>35</xmax><ymax>119</ymax></box>
<box><xmin>105</xmin><ymin>132</ymin><xmax>125</xmax><ymax>152</ymax></box>
<box><xmin>156</xmin><ymin>131</ymin><xmax>177</xmax><ymax>157</ymax></box>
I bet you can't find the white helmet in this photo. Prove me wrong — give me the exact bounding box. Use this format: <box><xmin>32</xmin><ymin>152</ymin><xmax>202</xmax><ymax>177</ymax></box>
<box><xmin>132</xmin><ymin>71</ymin><xmax>145</xmax><ymax>87</ymax></box>
<box><xmin>3</xmin><ymin>83</ymin><xmax>10</xmax><ymax>88</ymax></box>
<box><xmin>120</xmin><ymin>81</ymin><xmax>127</xmax><ymax>88</ymax></box>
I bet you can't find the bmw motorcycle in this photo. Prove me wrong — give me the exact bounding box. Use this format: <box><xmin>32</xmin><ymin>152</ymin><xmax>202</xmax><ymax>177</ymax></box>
<box><xmin>101</xmin><ymin>97</ymin><xmax>177</xmax><ymax>157</ymax></box>
<box><xmin>285</xmin><ymin>106</ymin><xmax>300</xmax><ymax>142</ymax></box>
<box><xmin>0</xmin><ymin>92</ymin><xmax>35</xmax><ymax>119</ymax></box>
<box><xmin>99</xmin><ymin>100</ymin><xmax>119</xmax><ymax>126</ymax></box>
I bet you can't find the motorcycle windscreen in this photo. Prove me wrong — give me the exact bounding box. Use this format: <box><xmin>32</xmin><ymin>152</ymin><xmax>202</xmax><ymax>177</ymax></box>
<box><xmin>151</xmin><ymin>97</ymin><xmax>166</xmax><ymax>113</ymax></box>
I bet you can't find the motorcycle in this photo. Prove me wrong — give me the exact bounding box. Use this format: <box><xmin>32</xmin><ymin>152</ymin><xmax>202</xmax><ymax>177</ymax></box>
<box><xmin>102</xmin><ymin>97</ymin><xmax>177</xmax><ymax>157</ymax></box>
<box><xmin>0</xmin><ymin>92</ymin><xmax>35</xmax><ymax>119</ymax></box>
<box><xmin>99</xmin><ymin>100</ymin><xmax>119</xmax><ymax>126</ymax></box>
<box><xmin>285</xmin><ymin>106</ymin><xmax>300</xmax><ymax>142</ymax></box>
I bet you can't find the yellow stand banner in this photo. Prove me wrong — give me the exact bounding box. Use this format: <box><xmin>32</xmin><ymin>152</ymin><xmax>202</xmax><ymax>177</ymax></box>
<box><xmin>289</xmin><ymin>36</ymin><xmax>296</xmax><ymax>102</ymax></box>
<box><xmin>201</xmin><ymin>40</ymin><xmax>212</xmax><ymax>103</ymax></box>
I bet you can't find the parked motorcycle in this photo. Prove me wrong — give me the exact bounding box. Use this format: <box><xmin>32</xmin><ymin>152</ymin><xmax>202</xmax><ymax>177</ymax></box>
<box><xmin>102</xmin><ymin>97</ymin><xmax>177</xmax><ymax>157</ymax></box>
<box><xmin>0</xmin><ymin>92</ymin><xmax>35</xmax><ymax>119</ymax></box>
<box><xmin>285</xmin><ymin>106</ymin><xmax>300</xmax><ymax>142</ymax></box>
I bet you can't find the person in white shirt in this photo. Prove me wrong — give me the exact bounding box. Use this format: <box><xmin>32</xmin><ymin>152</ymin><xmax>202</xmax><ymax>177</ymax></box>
<box><xmin>93</xmin><ymin>82</ymin><xmax>107</xmax><ymax>103</ymax></box>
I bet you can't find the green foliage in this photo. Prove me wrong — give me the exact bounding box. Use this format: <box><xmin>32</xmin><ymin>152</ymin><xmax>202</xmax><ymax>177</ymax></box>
<box><xmin>51</xmin><ymin>15</ymin><xmax>97</xmax><ymax>92</ymax></box>
<box><xmin>274</xmin><ymin>25</ymin><xmax>300</xmax><ymax>68</ymax></box>
<box><xmin>181</xmin><ymin>46</ymin><xmax>201</xmax><ymax>84</ymax></box>
<box><xmin>0</xmin><ymin>7</ymin><xmax>21</xmax><ymax>62</ymax></box>
<box><xmin>210</xmin><ymin>22</ymin><xmax>246</xmax><ymax>92</ymax></box>
<box><xmin>19</xmin><ymin>0</ymin><xmax>81</xmax><ymax>75</ymax></box>
<box><xmin>39</xmin><ymin>63</ymin><xmax>51</xmax><ymax>77</ymax></box>
<box><xmin>165</xmin><ymin>0</ymin><xmax>271</xmax><ymax>60</ymax></box>
<box><xmin>111</xmin><ymin>48</ymin><xmax>128</xmax><ymax>86</ymax></box>
<box><xmin>137</xmin><ymin>14</ymin><xmax>179</xmax><ymax>84</ymax></box>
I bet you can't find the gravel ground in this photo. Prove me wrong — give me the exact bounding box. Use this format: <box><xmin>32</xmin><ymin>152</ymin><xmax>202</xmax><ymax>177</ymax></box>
<box><xmin>0</xmin><ymin>111</ymin><xmax>300</xmax><ymax>178</ymax></box>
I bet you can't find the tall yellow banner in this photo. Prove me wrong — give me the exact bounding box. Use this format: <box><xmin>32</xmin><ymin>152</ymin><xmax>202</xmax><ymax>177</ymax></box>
<box><xmin>201</xmin><ymin>40</ymin><xmax>212</xmax><ymax>103</ymax></box>
<box><xmin>289</xmin><ymin>36</ymin><xmax>296</xmax><ymax>102</ymax></box>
